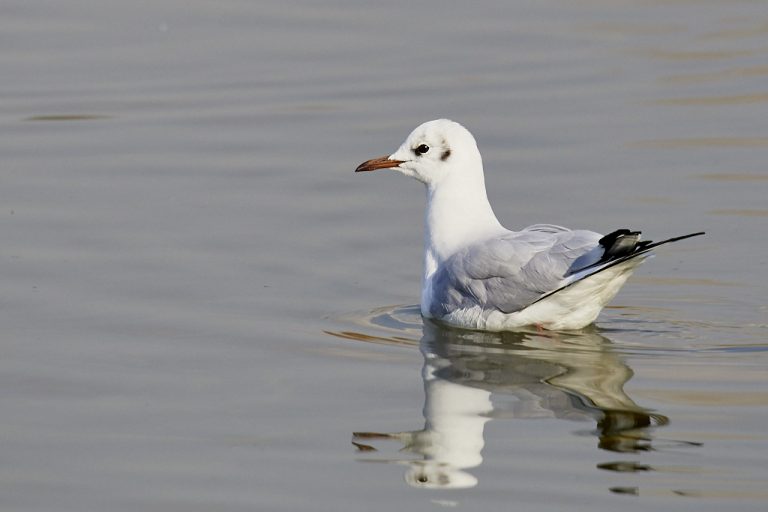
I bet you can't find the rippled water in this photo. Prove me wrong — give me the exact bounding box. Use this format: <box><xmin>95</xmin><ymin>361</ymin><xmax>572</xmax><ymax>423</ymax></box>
<box><xmin>329</xmin><ymin>304</ymin><xmax>767</xmax><ymax>504</ymax></box>
<box><xmin>1</xmin><ymin>1</ymin><xmax>766</xmax><ymax>510</ymax></box>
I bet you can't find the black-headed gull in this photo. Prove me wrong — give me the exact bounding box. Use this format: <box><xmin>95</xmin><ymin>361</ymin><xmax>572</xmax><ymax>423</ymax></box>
<box><xmin>355</xmin><ymin>119</ymin><xmax>704</xmax><ymax>331</ymax></box>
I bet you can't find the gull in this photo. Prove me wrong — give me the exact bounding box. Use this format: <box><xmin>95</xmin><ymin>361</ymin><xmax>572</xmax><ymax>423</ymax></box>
<box><xmin>355</xmin><ymin>119</ymin><xmax>704</xmax><ymax>331</ymax></box>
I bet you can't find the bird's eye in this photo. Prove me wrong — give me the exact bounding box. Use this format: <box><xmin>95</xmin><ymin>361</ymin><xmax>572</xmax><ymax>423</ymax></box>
<box><xmin>415</xmin><ymin>144</ymin><xmax>430</xmax><ymax>155</ymax></box>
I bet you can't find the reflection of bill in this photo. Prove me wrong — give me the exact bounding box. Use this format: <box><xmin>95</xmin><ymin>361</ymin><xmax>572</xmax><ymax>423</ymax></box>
<box><xmin>351</xmin><ymin>321</ymin><xmax>670</xmax><ymax>489</ymax></box>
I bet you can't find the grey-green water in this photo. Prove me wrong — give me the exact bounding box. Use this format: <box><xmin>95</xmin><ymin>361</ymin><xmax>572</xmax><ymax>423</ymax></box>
<box><xmin>1</xmin><ymin>1</ymin><xmax>766</xmax><ymax>510</ymax></box>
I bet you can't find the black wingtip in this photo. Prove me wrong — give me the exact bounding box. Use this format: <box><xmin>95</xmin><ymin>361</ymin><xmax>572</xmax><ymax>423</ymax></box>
<box><xmin>532</xmin><ymin>230</ymin><xmax>705</xmax><ymax>308</ymax></box>
<box><xmin>640</xmin><ymin>231</ymin><xmax>705</xmax><ymax>251</ymax></box>
<box><xmin>600</xmin><ymin>230</ymin><xmax>705</xmax><ymax>261</ymax></box>
<box><xmin>572</xmin><ymin>230</ymin><xmax>705</xmax><ymax>275</ymax></box>
<box><xmin>598</xmin><ymin>229</ymin><xmax>643</xmax><ymax>262</ymax></box>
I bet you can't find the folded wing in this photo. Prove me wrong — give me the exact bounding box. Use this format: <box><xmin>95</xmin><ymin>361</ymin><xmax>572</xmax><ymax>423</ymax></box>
<box><xmin>429</xmin><ymin>227</ymin><xmax>705</xmax><ymax>317</ymax></box>
<box><xmin>429</xmin><ymin>225</ymin><xmax>603</xmax><ymax>316</ymax></box>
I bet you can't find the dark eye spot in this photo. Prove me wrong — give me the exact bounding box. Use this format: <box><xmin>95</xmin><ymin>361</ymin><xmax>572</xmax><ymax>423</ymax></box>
<box><xmin>440</xmin><ymin>149</ymin><xmax>451</xmax><ymax>161</ymax></box>
<box><xmin>414</xmin><ymin>144</ymin><xmax>430</xmax><ymax>155</ymax></box>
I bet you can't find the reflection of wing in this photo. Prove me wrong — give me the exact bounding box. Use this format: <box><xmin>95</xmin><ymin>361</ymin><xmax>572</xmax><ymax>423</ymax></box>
<box><xmin>426</xmin><ymin>324</ymin><xmax>665</xmax><ymax>436</ymax></box>
<box><xmin>351</xmin><ymin>321</ymin><xmax>672</xmax><ymax>489</ymax></box>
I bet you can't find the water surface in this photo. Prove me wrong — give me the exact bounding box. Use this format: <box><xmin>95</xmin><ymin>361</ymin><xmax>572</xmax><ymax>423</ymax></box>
<box><xmin>1</xmin><ymin>1</ymin><xmax>766</xmax><ymax>510</ymax></box>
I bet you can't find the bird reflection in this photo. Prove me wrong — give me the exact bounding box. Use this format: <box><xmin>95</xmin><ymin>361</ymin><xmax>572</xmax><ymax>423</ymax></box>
<box><xmin>350</xmin><ymin>321</ymin><xmax>669</xmax><ymax>489</ymax></box>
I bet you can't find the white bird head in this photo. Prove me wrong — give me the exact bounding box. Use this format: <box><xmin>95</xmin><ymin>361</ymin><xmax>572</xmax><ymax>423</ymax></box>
<box><xmin>355</xmin><ymin>119</ymin><xmax>483</xmax><ymax>187</ymax></box>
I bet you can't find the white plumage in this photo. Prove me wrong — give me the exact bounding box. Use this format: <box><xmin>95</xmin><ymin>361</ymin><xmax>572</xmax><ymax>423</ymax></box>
<box><xmin>356</xmin><ymin>119</ymin><xmax>703</xmax><ymax>331</ymax></box>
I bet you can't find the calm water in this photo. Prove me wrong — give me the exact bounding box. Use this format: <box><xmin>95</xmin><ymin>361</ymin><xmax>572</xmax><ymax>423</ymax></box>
<box><xmin>1</xmin><ymin>1</ymin><xmax>767</xmax><ymax>510</ymax></box>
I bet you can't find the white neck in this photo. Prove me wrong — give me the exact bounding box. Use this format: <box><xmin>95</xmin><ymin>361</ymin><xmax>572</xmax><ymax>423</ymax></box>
<box><xmin>422</xmin><ymin>173</ymin><xmax>504</xmax><ymax>280</ymax></box>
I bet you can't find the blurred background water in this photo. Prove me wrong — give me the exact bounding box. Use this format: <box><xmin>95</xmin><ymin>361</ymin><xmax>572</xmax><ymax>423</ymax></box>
<box><xmin>1</xmin><ymin>1</ymin><xmax>766</xmax><ymax>510</ymax></box>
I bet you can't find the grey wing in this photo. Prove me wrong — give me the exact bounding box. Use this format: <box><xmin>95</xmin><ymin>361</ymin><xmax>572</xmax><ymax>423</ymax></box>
<box><xmin>430</xmin><ymin>227</ymin><xmax>603</xmax><ymax>316</ymax></box>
